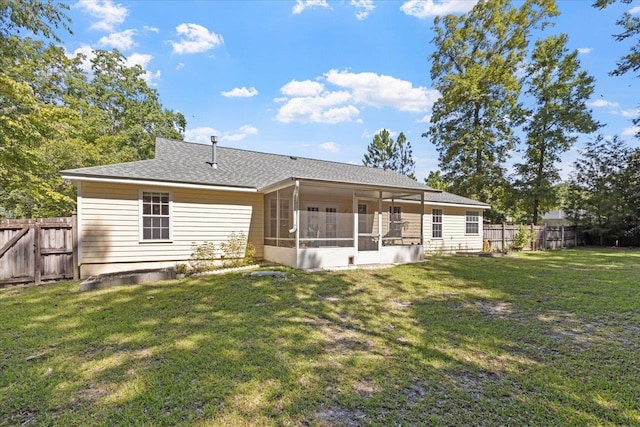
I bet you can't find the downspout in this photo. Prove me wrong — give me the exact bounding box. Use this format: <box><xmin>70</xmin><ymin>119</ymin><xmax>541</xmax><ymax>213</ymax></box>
<box><xmin>289</xmin><ymin>179</ymin><xmax>299</xmax><ymax>234</ymax></box>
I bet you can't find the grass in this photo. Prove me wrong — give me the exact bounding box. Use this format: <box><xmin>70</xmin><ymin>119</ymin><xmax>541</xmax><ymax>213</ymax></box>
<box><xmin>1</xmin><ymin>248</ymin><xmax>639</xmax><ymax>426</ymax></box>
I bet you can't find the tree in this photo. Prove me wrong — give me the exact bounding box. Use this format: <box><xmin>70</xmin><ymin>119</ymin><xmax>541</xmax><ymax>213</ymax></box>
<box><xmin>514</xmin><ymin>34</ymin><xmax>600</xmax><ymax>224</ymax></box>
<box><xmin>363</xmin><ymin>129</ymin><xmax>416</xmax><ymax>179</ymax></box>
<box><xmin>594</xmin><ymin>0</ymin><xmax>640</xmax><ymax>138</ymax></box>
<box><xmin>70</xmin><ymin>49</ymin><xmax>186</xmax><ymax>162</ymax></box>
<box><xmin>0</xmin><ymin>0</ymin><xmax>70</xmax><ymax>42</ymax></box>
<box><xmin>566</xmin><ymin>134</ymin><xmax>633</xmax><ymax>245</ymax></box>
<box><xmin>425</xmin><ymin>0</ymin><xmax>558</xmax><ymax>214</ymax></box>
<box><xmin>424</xmin><ymin>170</ymin><xmax>450</xmax><ymax>190</ymax></box>
<box><xmin>594</xmin><ymin>0</ymin><xmax>640</xmax><ymax>77</ymax></box>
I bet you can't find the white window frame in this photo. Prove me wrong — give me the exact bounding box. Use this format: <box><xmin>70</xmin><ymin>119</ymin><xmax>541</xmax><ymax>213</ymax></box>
<box><xmin>432</xmin><ymin>208</ymin><xmax>443</xmax><ymax>239</ymax></box>
<box><xmin>139</xmin><ymin>190</ymin><xmax>173</xmax><ymax>243</ymax></box>
<box><xmin>465</xmin><ymin>210</ymin><xmax>479</xmax><ymax>235</ymax></box>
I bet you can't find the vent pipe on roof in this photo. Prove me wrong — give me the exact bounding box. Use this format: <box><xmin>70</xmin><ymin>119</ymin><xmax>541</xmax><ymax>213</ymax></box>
<box><xmin>207</xmin><ymin>135</ymin><xmax>218</xmax><ymax>169</ymax></box>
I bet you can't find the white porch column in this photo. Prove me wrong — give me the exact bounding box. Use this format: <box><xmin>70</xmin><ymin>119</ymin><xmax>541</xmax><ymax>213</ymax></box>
<box><xmin>378</xmin><ymin>191</ymin><xmax>383</xmax><ymax>251</ymax></box>
<box><xmin>353</xmin><ymin>191</ymin><xmax>358</xmax><ymax>251</ymax></box>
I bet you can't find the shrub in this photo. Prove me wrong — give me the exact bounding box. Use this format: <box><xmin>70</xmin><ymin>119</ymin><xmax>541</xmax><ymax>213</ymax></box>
<box><xmin>511</xmin><ymin>225</ymin><xmax>533</xmax><ymax>252</ymax></box>
<box><xmin>189</xmin><ymin>241</ymin><xmax>217</xmax><ymax>272</ymax></box>
<box><xmin>220</xmin><ymin>232</ymin><xmax>255</xmax><ymax>267</ymax></box>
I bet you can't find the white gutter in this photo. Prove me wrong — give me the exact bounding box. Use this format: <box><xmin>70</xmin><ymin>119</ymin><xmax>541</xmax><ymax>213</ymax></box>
<box><xmin>61</xmin><ymin>175</ymin><xmax>258</xmax><ymax>193</ymax></box>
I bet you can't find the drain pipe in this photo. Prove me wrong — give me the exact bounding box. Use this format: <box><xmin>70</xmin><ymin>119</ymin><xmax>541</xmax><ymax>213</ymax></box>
<box><xmin>289</xmin><ymin>179</ymin><xmax>299</xmax><ymax>234</ymax></box>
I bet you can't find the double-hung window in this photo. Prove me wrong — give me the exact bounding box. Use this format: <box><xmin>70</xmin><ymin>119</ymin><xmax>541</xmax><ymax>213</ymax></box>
<box><xmin>140</xmin><ymin>191</ymin><xmax>171</xmax><ymax>241</ymax></box>
<box><xmin>432</xmin><ymin>208</ymin><xmax>443</xmax><ymax>238</ymax></box>
<box><xmin>465</xmin><ymin>210</ymin><xmax>479</xmax><ymax>234</ymax></box>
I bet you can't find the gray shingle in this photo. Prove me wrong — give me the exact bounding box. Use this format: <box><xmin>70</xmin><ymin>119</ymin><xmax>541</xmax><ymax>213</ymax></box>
<box><xmin>61</xmin><ymin>138</ymin><xmax>488</xmax><ymax>207</ymax></box>
<box><xmin>63</xmin><ymin>138</ymin><xmax>434</xmax><ymax>191</ymax></box>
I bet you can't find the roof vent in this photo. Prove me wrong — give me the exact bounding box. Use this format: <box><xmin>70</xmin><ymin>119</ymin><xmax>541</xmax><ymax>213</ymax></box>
<box><xmin>207</xmin><ymin>135</ymin><xmax>218</xmax><ymax>169</ymax></box>
<box><xmin>290</xmin><ymin>156</ymin><xmax>297</xmax><ymax>160</ymax></box>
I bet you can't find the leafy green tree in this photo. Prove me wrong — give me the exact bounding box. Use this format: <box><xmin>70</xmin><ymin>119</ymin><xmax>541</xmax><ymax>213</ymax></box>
<box><xmin>70</xmin><ymin>49</ymin><xmax>186</xmax><ymax>162</ymax></box>
<box><xmin>594</xmin><ymin>0</ymin><xmax>640</xmax><ymax>138</ymax></box>
<box><xmin>566</xmin><ymin>134</ymin><xmax>633</xmax><ymax>245</ymax></box>
<box><xmin>514</xmin><ymin>34</ymin><xmax>600</xmax><ymax>224</ymax></box>
<box><xmin>424</xmin><ymin>170</ymin><xmax>450</xmax><ymax>191</ymax></box>
<box><xmin>363</xmin><ymin>129</ymin><xmax>416</xmax><ymax>179</ymax></box>
<box><xmin>425</xmin><ymin>0</ymin><xmax>558</xmax><ymax>214</ymax></box>
<box><xmin>0</xmin><ymin>0</ymin><xmax>70</xmax><ymax>42</ymax></box>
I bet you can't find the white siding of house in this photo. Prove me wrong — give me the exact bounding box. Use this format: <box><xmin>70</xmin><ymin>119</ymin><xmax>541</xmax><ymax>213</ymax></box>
<box><xmin>423</xmin><ymin>205</ymin><xmax>483</xmax><ymax>253</ymax></box>
<box><xmin>79</xmin><ymin>181</ymin><xmax>263</xmax><ymax>277</ymax></box>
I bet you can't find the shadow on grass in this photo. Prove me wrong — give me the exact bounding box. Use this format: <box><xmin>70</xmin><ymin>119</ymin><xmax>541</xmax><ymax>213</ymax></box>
<box><xmin>1</xmin><ymin>249</ymin><xmax>639</xmax><ymax>425</ymax></box>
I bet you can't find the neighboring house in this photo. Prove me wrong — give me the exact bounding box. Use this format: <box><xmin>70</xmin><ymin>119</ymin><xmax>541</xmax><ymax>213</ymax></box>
<box><xmin>540</xmin><ymin>210</ymin><xmax>573</xmax><ymax>226</ymax></box>
<box><xmin>61</xmin><ymin>138</ymin><xmax>489</xmax><ymax>278</ymax></box>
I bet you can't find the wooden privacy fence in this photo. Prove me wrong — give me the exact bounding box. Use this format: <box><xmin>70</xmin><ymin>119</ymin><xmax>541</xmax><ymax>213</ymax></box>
<box><xmin>483</xmin><ymin>224</ymin><xmax>583</xmax><ymax>252</ymax></box>
<box><xmin>0</xmin><ymin>215</ymin><xmax>78</xmax><ymax>286</ymax></box>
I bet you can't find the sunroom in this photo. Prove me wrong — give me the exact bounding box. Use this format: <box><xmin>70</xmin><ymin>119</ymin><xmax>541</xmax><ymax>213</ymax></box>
<box><xmin>262</xmin><ymin>179</ymin><xmax>427</xmax><ymax>269</ymax></box>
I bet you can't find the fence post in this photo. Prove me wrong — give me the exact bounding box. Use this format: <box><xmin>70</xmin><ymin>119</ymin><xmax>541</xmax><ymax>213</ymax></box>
<box><xmin>575</xmin><ymin>227</ymin><xmax>578</xmax><ymax>248</ymax></box>
<box><xmin>502</xmin><ymin>222</ymin><xmax>506</xmax><ymax>251</ymax></box>
<box><xmin>72</xmin><ymin>212</ymin><xmax>79</xmax><ymax>280</ymax></box>
<box><xmin>561</xmin><ymin>225</ymin><xmax>565</xmax><ymax>249</ymax></box>
<box><xmin>34</xmin><ymin>224</ymin><xmax>41</xmax><ymax>285</ymax></box>
<box><xmin>530</xmin><ymin>223</ymin><xmax>535</xmax><ymax>251</ymax></box>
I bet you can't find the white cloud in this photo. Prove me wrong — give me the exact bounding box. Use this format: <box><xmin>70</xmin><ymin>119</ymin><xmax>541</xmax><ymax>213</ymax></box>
<box><xmin>98</xmin><ymin>29</ymin><xmax>137</xmax><ymax>50</ymax></box>
<box><xmin>186</xmin><ymin>125</ymin><xmax>258</xmax><ymax>144</ymax></box>
<box><xmin>176</xmin><ymin>62</ymin><xmax>185</xmax><ymax>70</ymax></box>
<box><xmin>417</xmin><ymin>114</ymin><xmax>431</xmax><ymax>123</ymax></box>
<box><xmin>325</xmin><ymin>69</ymin><xmax>440</xmax><ymax>112</ymax></box>
<box><xmin>577</xmin><ymin>47</ymin><xmax>592</xmax><ymax>55</ymax></box>
<box><xmin>587</xmin><ymin>99</ymin><xmax>620</xmax><ymax>108</ymax></box>
<box><xmin>280</xmin><ymin>80</ymin><xmax>325</xmax><ymax>97</ymax></box>
<box><xmin>221</xmin><ymin>86</ymin><xmax>259</xmax><ymax>98</ymax></box>
<box><xmin>185</xmin><ymin>127</ymin><xmax>221</xmax><ymax>144</ymax></box>
<box><xmin>622</xmin><ymin>126</ymin><xmax>640</xmax><ymax>136</ymax></box>
<box><xmin>352</xmin><ymin>0</ymin><xmax>375</xmax><ymax>19</ymax></box>
<box><xmin>292</xmin><ymin>0</ymin><xmax>329</xmax><ymax>14</ymax></box>
<box><xmin>276</xmin><ymin>90</ymin><xmax>359</xmax><ymax>124</ymax></box>
<box><xmin>224</xmin><ymin>125</ymin><xmax>258</xmax><ymax>142</ymax></box>
<box><xmin>320</xmin><ymin>141</ymin><xmax>340</xmax><ymax>152</ymax></box>
<box><xmin>143</xmin><ymin>25</ymin><xmax>160</xmax><ymax>33</ymax></box>
<box><xmin>400</xmin><ymin>0</ymin><xmax>477</xmax><ymax>18</ymax></box>
<box><xmin>621</xmin><ymin>109</ymin><xmax>640</xmax><ymax>118</ymax></box>
<box><xmin>171</xmin><ymin>23</ymin><xmax>224</xmax><ymax>54</ymax></box>
<box><xmin>75</xmin><ymin>0</ymin><xmax>128</xmax><ymax>31</ymax></box>
<box><xmin>630</xmin><ymin>6</ymin><xmax>640</xmax><ymax>14</ymax></box>
<box><xmin>275</xmin><ymin>70</ymin><xmax>439</xmax><ymax>124</ymax></box>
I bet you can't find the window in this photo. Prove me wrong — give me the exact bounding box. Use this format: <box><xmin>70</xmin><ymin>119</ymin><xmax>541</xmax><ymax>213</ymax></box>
<box><xmin>432</xmin><ymin>208</ymin><xmax>443</xmax><ymax>238</ymax></box>
<box><xmin>388</xmin><ymin>205</ymin><xmax>402</xmax><ymax>236</ymax></box>
<box><xmin>466</xmin><ymin>210</ymin><xmax>479</xmax><ymax>234</ymax></box>
<box><xmin>140</xmin><ymin>191</ymin><xmax>171</xmax><ymax>241</ymax></box>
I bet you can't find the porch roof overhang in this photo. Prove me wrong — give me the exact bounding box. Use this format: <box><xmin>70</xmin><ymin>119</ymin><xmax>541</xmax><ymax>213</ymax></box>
<box><xmin>258</xmin><ymin>176</ymin><xmax>439</xmax><ymax>199</ymax></box>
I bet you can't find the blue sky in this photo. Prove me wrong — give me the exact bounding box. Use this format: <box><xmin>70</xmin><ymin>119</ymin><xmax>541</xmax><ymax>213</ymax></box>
<box><xmin>60</xmin><ymin>0</ymin><xmax>639</xmax><ymax>181</ymax></box>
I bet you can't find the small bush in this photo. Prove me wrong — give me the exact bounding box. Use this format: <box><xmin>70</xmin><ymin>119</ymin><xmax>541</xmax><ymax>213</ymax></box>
<box><xmin>175</xmin><ymin>263</ymin><xmax>188</xmax><ymax>274</ymax></box>
<box><xmin>220</xmin><ymin>232</ymin><xmax>255</xmax><ymax>267</ymax></box>
<box><xmin>511</xmin><ymin>225</ymin><xmax>533</xmax><ymax>252</ymax></box>
<box><xmin>189</xmin><ymin>241</ymin><xmax>217</xmax><ymax>272</ymax></box>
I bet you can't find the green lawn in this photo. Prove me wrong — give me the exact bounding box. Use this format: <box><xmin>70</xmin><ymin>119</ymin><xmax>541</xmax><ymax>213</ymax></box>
<box><xmin>1</xmin><ymin>249</ymin><xmax>639</xmax><ymax>426</ymax></box>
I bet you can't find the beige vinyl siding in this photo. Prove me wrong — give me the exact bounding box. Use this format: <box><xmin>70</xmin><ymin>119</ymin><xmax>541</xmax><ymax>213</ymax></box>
<box><xmin>80</xmin><ymin>181</ymin><xmax>263</xmax><ymax>266</ymax></box>
<box><xmin>423</xmin><ymin>205</ymin><xmax>483</xmax><ymax>253</ymax></box>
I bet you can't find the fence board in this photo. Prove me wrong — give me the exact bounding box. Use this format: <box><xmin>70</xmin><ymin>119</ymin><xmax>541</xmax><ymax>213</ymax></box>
<box><xmin>0</xmin><ymin>215</ymin><xmax>77</xmax><ymax>286</ymax></box>
<box><xmin>483</xmin><ymin>224</ymin><xmax>583</xmax><ymax>252</ymax></box>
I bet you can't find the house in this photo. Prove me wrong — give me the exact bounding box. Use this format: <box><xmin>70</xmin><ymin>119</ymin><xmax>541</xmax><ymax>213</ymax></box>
<box><xmin>61</xmin><ymin>138</ymin><xmax>489</xmax><ymax>278</ymax></box>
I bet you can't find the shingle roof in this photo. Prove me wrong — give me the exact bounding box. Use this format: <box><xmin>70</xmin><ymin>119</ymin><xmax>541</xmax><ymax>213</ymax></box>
<box><xmin>62</xmin><ymin>137</ymin><xmax>489</xmax><ymax>208</ymax></box>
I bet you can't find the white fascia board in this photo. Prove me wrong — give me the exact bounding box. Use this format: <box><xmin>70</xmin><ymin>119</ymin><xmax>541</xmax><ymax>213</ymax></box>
<box><xmin>61</xmin><ymin>175</ymin><xmax>258</xmax><ymax>193</ymax></box>
<box><xmin>400</xmin><ymin>198</ymin><xmax>491</xmax><ymax>209</ymax></box>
